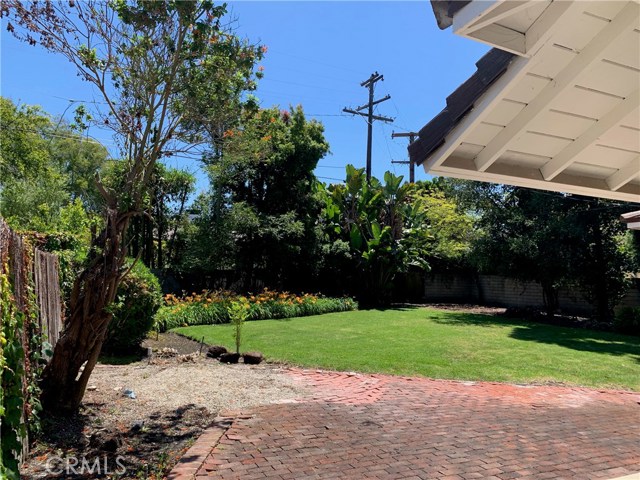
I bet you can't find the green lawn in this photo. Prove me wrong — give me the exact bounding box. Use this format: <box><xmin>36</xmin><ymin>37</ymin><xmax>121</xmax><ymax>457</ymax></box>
<box><xmin>173</xmin><ymin>307</ymin><xmax>640</xmax><ymax>391</ymax></box>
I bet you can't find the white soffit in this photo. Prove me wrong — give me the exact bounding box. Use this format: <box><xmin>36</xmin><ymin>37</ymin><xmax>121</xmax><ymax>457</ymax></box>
<box><xmin>424</xmin><ymin>0</ymin><xmax>640</xmax><ymax>203</ymax></box>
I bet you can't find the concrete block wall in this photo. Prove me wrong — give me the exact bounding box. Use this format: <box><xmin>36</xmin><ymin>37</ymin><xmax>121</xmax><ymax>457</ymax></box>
<box><xmin>424</xmin><ymin>273</ymin><xmax>640</xmax><ymax>315</ymax></box>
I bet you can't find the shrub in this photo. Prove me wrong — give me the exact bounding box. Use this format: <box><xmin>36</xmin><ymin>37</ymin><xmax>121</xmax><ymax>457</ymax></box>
<box><xmin>154</xmin><ymin>289</ymin><xmax>358</xmax><ymax>332</ymax></box>
<box><xmin>614</xmin><ymin>307</ymin><xmax>640</xmax><ymax>336</ymax></box>
<box><xmin>103</xmin><ymin>261</ymin><xmax>162</xmax><ymax>353</ymax></box>
<box><xmin>228</xmin><ymin>299</ymin><xmax>250</xmax><ymax>354</ymax></box>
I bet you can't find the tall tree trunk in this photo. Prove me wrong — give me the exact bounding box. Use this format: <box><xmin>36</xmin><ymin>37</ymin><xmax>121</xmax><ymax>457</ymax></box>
<box><xmin>166</xmin><ymin>189</ymin><xmax>188</xmax><ymax>266</ymax></box>
<box><xmin>541</xmin><ymin>282</ymin><xmax>559</xmax><ymax>317</ymax></box>
<box><xmin>40</xmin><ymin>209</ymin><xmax>130</xmax><ymax>414</ymax></box>
<box><xmin>145</xmin><ymin>215</ymin><xmax>154</xmax><ymax>268</ymax></box>
<box><xmin>157</xmin><ymin>196</ymin><xmax>164</xmax><ymax>269</ymax></box>
<box><xmin>131</xmin><ymin>216</ymin><xmax>140</xmax><ymax>260</ymax></box>
<box><xmin>592</xmin><ymin>220</ymin><xmax>610</xmax><ymax>322</ymax></box>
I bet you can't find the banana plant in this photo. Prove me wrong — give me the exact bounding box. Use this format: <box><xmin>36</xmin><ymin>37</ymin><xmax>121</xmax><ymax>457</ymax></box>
<box><xmin>319</xmin><ymin>165</ymin><xmax>431</xmax><ymax>305</ymax></box>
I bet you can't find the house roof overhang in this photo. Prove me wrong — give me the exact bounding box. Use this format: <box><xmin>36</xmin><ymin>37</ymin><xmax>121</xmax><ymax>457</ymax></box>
<box><xmin>621</xmin><ymin>210</ymin><xmax>640</xmax><ymax>230</ymax></box>
<box><xmin>412</xmin><ymin>1</ymin><xmax>640</xmax><ymax>203</ymax></box>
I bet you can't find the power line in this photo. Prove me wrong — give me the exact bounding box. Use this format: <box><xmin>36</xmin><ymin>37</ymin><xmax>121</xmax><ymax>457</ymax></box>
<box><xmin>317</xmin><ymin>176</ymin><xmax>344</xmax><ymax>183</ymax></box>
<box><xmin>316</xmin><ymin>165</ymin><xmax>346</xmax><ymax>169</ymax></box>
<box><xmin>267</xmin><ymin>64</ymin><xmax>364</xmax><ymax>87</ymax></box>
<box><xmin>262</xmin><ymin>77</ymin><xmax>360</xmax><ymax>95</ymax></box>
<box><xmin>268</xmin><ymin>49</ymin><xmax>368</xmax><ymax>76</ymax></box>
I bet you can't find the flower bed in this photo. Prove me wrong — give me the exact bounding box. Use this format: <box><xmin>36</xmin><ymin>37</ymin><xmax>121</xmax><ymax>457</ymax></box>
<box><xmin>154</xmin><ymin>289</ymin><xmax>357</xmax><ymax>332</ymax></box>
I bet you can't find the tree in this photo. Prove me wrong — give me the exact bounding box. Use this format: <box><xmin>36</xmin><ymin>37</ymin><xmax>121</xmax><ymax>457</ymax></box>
<box><xmin>0</xmin><ymin>97</ymin><xmax>50</xmax><ymax>182</ymax></box>
<box><xmin>107</xmin><ymin>161</ymin><xmax>196</xmax><ymax>269</ymax></box>
<box><xmin>0</xmin><ymin>97</ymin><xmax>108</xmax><ymax>231</ymax></box>
<box><xmin>568</xmin><ymin>199</ymin><xmax>636</xmax><ymax>322</ymax></box>
<box><xmin>470</xmin><ymin>187</ymin><xmax>575</xmax><ymax>315</ymax></box>
<box><xmin>186</xmin><ymin>106</ymin><xmax>329</xmax><ymax>289</ymax></box>
<box><xmin>3</xmin><ymin>0</ymin><xmax>262</xmax><ymax>413</ymax></box>
<box><xmin>451</xmin><ymin>179</ymin><xmax>637</xmax><ymax>319</ymax></box>
<box><xmin>319</xmin><ymin>166</ymin><xmax>430</xmax><ymax>306</ymax></box>
<box><xmin>407</xmin><ymin>180</ymin><xmax>478</xmax><ymax>271</ymax></box>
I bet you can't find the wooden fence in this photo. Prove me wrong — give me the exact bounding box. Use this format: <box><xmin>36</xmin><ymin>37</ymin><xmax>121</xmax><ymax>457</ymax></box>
<box><xmin>0</xmin><ymin>218</ymin><xmax>63</xmax><ymax>463</ymax></box>
<box><xmin>0</xmin><ymin>218</ymin><xmax>63</xmax><ymax>346</ymax></box>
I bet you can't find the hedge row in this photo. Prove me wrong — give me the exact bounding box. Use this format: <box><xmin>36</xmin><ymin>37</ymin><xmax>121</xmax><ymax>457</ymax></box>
<box><xmin>154</xmin><ymin>289</ymin><xmax>357</xmax><ymax>332</ymax></box>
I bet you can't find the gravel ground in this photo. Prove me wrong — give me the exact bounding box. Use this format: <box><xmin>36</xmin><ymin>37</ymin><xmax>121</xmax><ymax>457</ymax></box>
<box><xmin>21</xmin><ymin>334</ymin><xmax>308</xmax><ymax>479</ymax></box>
<box><xmin>84</xmin><ymin>357</ymin><xmax>307</xmax><ymax>422</ymax></box>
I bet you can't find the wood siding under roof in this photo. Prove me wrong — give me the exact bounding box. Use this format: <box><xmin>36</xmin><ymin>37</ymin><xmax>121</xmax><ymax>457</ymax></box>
<box><xmin>413</xmin><ymin>1</ymin><xmax>640</xmax><ymax>203</ymax></box>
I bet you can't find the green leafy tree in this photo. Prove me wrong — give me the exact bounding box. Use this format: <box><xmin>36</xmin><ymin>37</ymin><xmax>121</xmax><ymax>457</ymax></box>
<box><xmin>105</xmin><ymin>161</ymin><xmax>196</xmax><ymax>269</ymax></box>
<box><xmin>0</xmin><ymin>97</ymin><xmax>108</xmax><ymax>232</ymax></box>
<box><xmin>0</xmin><ymin>97</ymin><xmax>50</xmax><ymax>182</ymax></box>
<box><xmin>48</xmin><ymin>131</ymin><xmax>110</xmax><ymax>209</ymax></box>
<box><xmin>470</xmin><ymin>187</ymin><xmax>575</xmax><ymax>315</ymax></box>
<box><xmin>568</xmin><ymin>199</ymin><xmax>636</xmax><ymax>321</ymax></box>
<box><xmin>407</xmin><ymin>180</ymin><xmax>478</xmax><ymax>271</ymax></box>
<box><xmin>228</xmin><ymin>299</ymin><xmax>250</xmax><ymax>355</ymax></box>
<box><xmin>186</xmin><ymin>106</ymin><xmax>329</xmax><ymax>289</ymax></box>
<box><xmin>452</xmin><ymin>179</ymin><xmax>637</xmax><ymax>319</ymax></box>
<box><xmin>4</xmin><ymin>0</ymin><xmax>262</xmax><ymax>413</ymax></box>
<box><xmin>319</xmin><ymin>165</ymin><xmax>431</xmax><ymax>306</ymax></box>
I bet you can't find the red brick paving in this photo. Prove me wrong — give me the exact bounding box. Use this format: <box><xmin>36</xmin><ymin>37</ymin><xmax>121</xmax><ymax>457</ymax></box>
<box><xmin>169</xmin><ymin>369</ymin><xmax>640</xmax><ymax>480</ymax></box>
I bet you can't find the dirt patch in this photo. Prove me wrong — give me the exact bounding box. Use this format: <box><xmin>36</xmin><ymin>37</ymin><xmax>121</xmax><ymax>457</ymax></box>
<box><xmin>142</xmin><ymin>332</ymin><xmax>206</xmax><ymax>355</ymax></box>
<box><xmin>420</xmin><ymin>303</ymin><xmax>507</xmax><ymax>316</ymax></box>
<box><xmin>21</xmin><ymin>334</ymin><xmax>308</xmax><ymax>479</ymax></box>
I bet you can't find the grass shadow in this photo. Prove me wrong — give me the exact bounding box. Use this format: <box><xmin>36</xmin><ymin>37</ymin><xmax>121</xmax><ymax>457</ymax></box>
<box><xmin>429</xmin><ymin>310</ymin><xmax>522</xmax><ymax>327</ymax></box>
<box><xmin>430</xmin><ymin>310</ymin><xmax>640</xmax><ymax>361</ymax></box>
<box><xmin>510</xmin><ymin>323</ymin><xmax>640</xmax><ymax>361</ymax></box>
<box><xmin>358</xmin><ymin>304</ymin><xmax>422</xmax><ymax>313</ymax></box>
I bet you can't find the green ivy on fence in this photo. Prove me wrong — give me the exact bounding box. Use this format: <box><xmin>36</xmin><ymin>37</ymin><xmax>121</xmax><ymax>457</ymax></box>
<box><xmin>0</xmin><ymin>267</ymin><xmax>26</xmax><ymax>479</ymax></box>
<box><xmin>0</xmin><ymin>228</ymin><xmax>48</xmax><ymax>479</ymax></box>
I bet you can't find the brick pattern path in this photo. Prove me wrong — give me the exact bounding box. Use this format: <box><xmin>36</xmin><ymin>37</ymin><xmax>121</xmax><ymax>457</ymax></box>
<box><xmin>170</xmin><ymin>369</ymin><xmax>640</xmax><ymax>480</ymax></box>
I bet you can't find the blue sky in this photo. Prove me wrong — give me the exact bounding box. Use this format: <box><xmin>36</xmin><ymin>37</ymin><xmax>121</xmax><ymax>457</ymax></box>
<box><xmin>0</xmin><ymin>1</ymin><xmax>488</xmax><ymax>193</ymax></box>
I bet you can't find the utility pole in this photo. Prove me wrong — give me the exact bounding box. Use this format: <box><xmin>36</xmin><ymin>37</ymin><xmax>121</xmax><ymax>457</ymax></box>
<box><xmin>391</xmin><ymin>131</ymin><xmax>419</xmax><ymax>183</ymax></box>
<box><xmin>343</xmin><ymin>72</ymin><xmax>393</xmax><ymax>181</ymax></box>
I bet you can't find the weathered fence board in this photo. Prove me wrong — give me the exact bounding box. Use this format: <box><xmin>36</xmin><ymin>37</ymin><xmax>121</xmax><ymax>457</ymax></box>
<box><xmin>0</xmin><ymin>218</ymin><xmax>64</xmax><ymax>466</ymax></box>
<box><xmin>34</xmin><ymin>249</ymin><xmax>62</xmax><ymax>346</ymax></box>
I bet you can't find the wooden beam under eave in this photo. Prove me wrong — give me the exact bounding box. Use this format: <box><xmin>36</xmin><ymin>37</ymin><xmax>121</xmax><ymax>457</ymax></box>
<box><xmin>463</xmin><ymin>1</ymin><xmax>532</xmax><ymax>35</ymax></box>
<box><xmin>473</xmin><ymin>1</ymin><xmax>640</xmax><ymax>173</ymax></box>
<box><xmin>524</xmin><ymin>0</ymin><xmax>577</xmax><ymax>56</ymax></box>
<box><xmin>430</xmin><ymin>155</ymin><xmax>640</xmax><ymax>203</ymax></box>
<box><xmin>453</xmin><ymin>0</ymin><xmax>502</xmax><ymax>34</ymax></box>
<box><xmin>625</xmin><ymin>221</ymin><xmax>640</xmax><ymax>230</ymax></box>
<box><xmin>541</xmin><ymin>89</ymin><xmax>640</xmax><ymax>181</ymax></box>
<box><xmin>471</xmin><ymin>24</ymin><xmax>526</xmax><ymax>56</ymax></box>
<box><xmin>606</xmin><ymin>155</ymin><xmax>640</xmax><ymax>191</ymax></box>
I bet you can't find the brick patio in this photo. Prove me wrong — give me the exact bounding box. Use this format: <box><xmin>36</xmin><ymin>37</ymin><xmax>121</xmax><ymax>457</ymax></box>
<box><xmin>169</xmin><ymin>368</ymin><xmax>640</xmax><ymax>480</ymax></box>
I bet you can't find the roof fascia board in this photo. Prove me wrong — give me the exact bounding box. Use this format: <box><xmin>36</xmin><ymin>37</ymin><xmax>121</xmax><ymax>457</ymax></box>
<box><xmin>461</xmin><ymin>1</ymin><xmax>532</xmax><ymax>34</ymax></box>
<box><xmin>428</xmin><ymin>160</ymin><xmax>640</xmax><ymax>203</ymax></box>
<box><xmin>607</xmin><ymin>156</ymin><xmax>640</xmax><ymax>191</ymax></box>
<box><xmin>452</xmin><ymin>1</ymin><xmax>501</xmax><ymax>33</ymax></box>
<box><xmin>421</xmin><ymin>53</ymin><xmax>530</xmax><ymax>171</ymax></box>
<box><xmin>621</xmin><ymin>210</ymin><xmax>640</xmax><ymax>221</ymax></box>
<box><xmin>454</xmin><ymin>1</ymin><xmax>577</xmax><ymax>58</ymax></box>
<box><xmin>541</xmin><ymin>89</ymin><xmax>640</xmax><ymax>180</ymax></box>
<box><xmin>474</xmin><ymin>1</ymin><xmax>640</xmax><ymax>173</ymax></box>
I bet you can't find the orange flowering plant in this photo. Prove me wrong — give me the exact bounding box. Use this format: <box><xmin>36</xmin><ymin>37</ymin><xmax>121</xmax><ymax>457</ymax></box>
<box><xmin>154</xmin><ymin>288</ymin><xmax>357</xmax><ymax>332</ymax></box>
